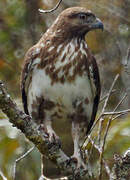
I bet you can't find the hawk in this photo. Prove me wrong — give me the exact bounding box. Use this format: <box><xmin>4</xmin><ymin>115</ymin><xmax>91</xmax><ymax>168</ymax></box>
<box><xmin>21</xmin><ymin>7</ymin><xmax>103</xmax><ymax>169</ymax></box>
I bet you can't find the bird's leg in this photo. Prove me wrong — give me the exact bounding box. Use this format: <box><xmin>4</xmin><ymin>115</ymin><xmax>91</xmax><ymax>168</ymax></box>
<box><xmin>43</xmin><ymin>115</ymin><xmax>61</xmax><ymax>146</ymax></box>
<box><xmin>71</xmin><ymin>121</ymin><xmax>87</xmax><ymax>169</ymax></box>
<box><xmin>30</xmin><ymin>99</ymin><xmax>61</xmax><ymax>147</ymax></box>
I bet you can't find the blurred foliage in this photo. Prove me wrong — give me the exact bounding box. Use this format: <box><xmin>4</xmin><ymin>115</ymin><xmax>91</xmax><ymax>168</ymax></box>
<box><xmin>0</xmin><ymin>0</ymin><xmax>130</xmax><ymax>179</ymax></box>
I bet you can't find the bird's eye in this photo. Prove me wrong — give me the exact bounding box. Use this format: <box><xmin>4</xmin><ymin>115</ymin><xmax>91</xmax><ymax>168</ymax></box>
<box><xmin>79</xmin><ymin>14</ymin><xmax>86</xmax><ymax>20</ymax></box>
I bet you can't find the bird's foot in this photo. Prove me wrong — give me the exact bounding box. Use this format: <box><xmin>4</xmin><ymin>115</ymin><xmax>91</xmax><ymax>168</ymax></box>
<box><xmin>70</xmin><ymin>155</ymin><xmax>87</xmax><ymax>170</ymax></box>
<box><xmin>45</xmin><ymin>127</ymin><xmax>61</xmax><ymax>148</ymax></box>
<box><xmin>66</xmin><ymin>156</ymin><xmax>87</xmax><ymax>179</ymax></box>
<box><xmin>49</xmin><ymin>132</ymin><xmax>61</xmax><ymax>147</ymax></box>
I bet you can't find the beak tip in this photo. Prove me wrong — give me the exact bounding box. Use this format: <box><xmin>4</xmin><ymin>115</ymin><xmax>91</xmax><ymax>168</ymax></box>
<box><xmin>92</xmin><ymin>18</ymin><xmax>104</xmax><ymax>31</ymax></box>
<box><xmin>97</xmin><ymin>21</ymin><xmax>104</xmax><ymax>31</ymax></box>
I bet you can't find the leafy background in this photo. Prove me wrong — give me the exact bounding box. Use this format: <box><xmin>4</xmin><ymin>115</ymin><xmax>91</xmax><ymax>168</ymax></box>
<box><xmin>0</xmin><ymin>0</ymin><xmax>130</xmax><ymax>179</ymax></box>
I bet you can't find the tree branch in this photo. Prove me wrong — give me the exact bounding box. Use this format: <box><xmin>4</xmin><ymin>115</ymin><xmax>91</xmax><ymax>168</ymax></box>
<box><xmin>100</xmin><ymin>89</ymin><xmax>116</xmax><ymax>103</ymax></box>
<box><xmin>98</xmin><ymin>74</ymin><xmax>119</xmax><ymax>146</ymax></box>
<box><xmin>87</xmin><ymin>136</ymin><xmax>111</xmax><ymax>177</ymax></box>
<box><xmin>13</xmin><ymin>147</ymin><xmax>35</xmax><ymax>180</ymax></box>
<box><xmin>110</xmin><ymin>149</ymin><xmax>130</xmax><ymax>180</ymax></box>
<box><xmin>0</xmin><ymin>81</ymin><xmax>89</xmax><ymax>179</ymax></box>
<box><xmin>103</xmin><ymin>109</ymin><xmax>130</xmax><ymax>116</ymax></box>
<box><xmin>39</xmin><ymin>0</ymin><xmax>63</xmax><ymax>13</ymax></box>
<box><xmin>0</xmin><ymin>168</ymin><xmax>7</xmax><ymax>180</ymax></box>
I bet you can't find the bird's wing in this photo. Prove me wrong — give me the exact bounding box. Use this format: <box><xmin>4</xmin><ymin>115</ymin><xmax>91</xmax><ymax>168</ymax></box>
<box><xmin>86</xmin><ymin>55</ymin><xmax>101</xmax><ymax>134</ymax></box>
<box><xmin>21</xmin><ymin>45</ymin><xmax>42</xmax><ymax>115</ymax></box>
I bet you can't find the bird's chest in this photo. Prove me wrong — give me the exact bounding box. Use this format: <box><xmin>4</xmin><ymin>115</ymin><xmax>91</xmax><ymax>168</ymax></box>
<box><xmin>38</xmin><ymin>38</ymin><xmax>91</xmax><ymax>85</ymax></box>
<box><xmin>28</xmin><ymin>39</ymin><xmax>94</xmax><ymax>120</ymax></box>
<box><xmin>29</xmin><ymin>67</ymin><xmax>94</xmax><ymax>121</ymax></box>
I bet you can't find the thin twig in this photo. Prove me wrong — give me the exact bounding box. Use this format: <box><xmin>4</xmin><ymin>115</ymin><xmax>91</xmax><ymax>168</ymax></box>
<box><xmin>88</xmin><ymin>136</ymin><xmax>111</xmax><ymax>177</ymax></box>
<box><xmin>102</xmin><ymin>75</ymin><xmax>119</xmax><ymax>114</ymax></box>
<box><xmin>97</xmin><ymin>116</ymin><xmax>104</xmax><ymax>146</ymax></box>
<box><xmin>99</xmin><ymin>92</ymin><xmax>127</xmax><ymax>180</ymax></box>
<box><xmin>112</xmin><ymin>113</ymin><xmax>126</xmax><ymax>121</ymax></box>
<box><xmin>0</xmin><ymin>169</ymin><xmax>7</xmax><ymax>180</ymax></box>
<box><xmin>89</xmin><ymin>95</ymin><xmax>128</xmax><ymax>135</ymax></box>
<box><xmin>13</xmin><ymin>146</ymin><xmax>35</xmax><ymax>180</ymax></box>
<box><xmin>88</xmin><ymin>136</ymin><xmax>101</xmax><ymax>153</ymax></box>
<box><xmin>39</xmin><ymin>0</ymin><xmax>63</xmax><ymax>13</ymax></box>
<box><xmin>113</xmin><ymin>93</ymin><xmax>127</xmax><ymax>112</ymax></box>
<box><xmin>39</xmin><ymin>175</ymin><xmax>67</xmax><ymax>180</ymax></box>
<box><xmin>100</xmin><ymin>89</ymin><xmax>116</xmax><ymax>103</ymax></box>
<box><xmin>98</xmin><ymin>74</ymin><xmax>119</xmax><ymax>145</ymax></box>
<box><xmin>87</xmin><ymin>83</ymin><xmax>129</xmax><ymax>180</ymax></box>
<box><xmin>88</xmin><ymin>137</ymin><xmax>97</xmax><ymax>159</ymax></box>
<box><xmin>98</xmin><ymin>74</ymin><xmax>119</xmax><ymax>180</ymax></box>
<box><xmin>103</xmin><ymin>160</ymin><xmax>111</xmax><ymax>177</ymax></box>
<box><xmin>101</xmin><ymin>93</ymin><xmax>127</xmax><ymax>154</ymax></box>
<box><xmin>87</xmin><ymin>107</ymin><xmax>130</xmax><ymax>143</ymax></box>
<box><xmin>103</xmin><ymin>108</ymin><xmax>130</xmax><ymax>116</ymax></box>
<box><xmin>103</xmin><ymin>92</ymin><xmax>128</xmax><ymax>122</ymax></box>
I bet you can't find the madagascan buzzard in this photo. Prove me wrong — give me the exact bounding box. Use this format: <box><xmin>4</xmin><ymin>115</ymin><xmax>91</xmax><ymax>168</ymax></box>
<box><xmin>21</xmin><ymin>7</ymin><xmax>103</xmax><ymax>168</ymax></box>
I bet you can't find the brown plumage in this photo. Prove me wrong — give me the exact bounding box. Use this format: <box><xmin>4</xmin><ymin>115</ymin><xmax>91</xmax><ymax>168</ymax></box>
<box><xmin>21</xmin><ymin>7</ymin><xmax>103</xmax><ymax>174</ymax></box>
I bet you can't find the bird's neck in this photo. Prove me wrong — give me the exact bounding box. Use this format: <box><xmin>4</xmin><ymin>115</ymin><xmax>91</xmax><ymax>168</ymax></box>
<box><xmin>44</xmin><ymin>23</ymin><xmax>87</xmax><ymax>45</ymax></box>
<box><xmin>50</xmin><ymin>36</ymin><xmax>89</xmax><ymax>69</ymax></box>
<box><xmin>38</xmin><ymin>32</ymin><xmax>90</xmax><ymax>84</ymax></box>
<box><xmin>39</xmin><ymin>28</ymin><xmax>89</xmax><ymax>65</ymax></box>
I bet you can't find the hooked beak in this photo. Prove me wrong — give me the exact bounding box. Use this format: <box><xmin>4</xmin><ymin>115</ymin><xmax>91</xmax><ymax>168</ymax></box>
<box><xmin>90</xmin><ymin>18</ymin><xmax>104</xmax><ymax>31</ymax></box>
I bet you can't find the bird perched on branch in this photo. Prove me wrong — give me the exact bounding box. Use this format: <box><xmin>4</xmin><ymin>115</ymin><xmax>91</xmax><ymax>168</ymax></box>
<box><xmin>21</xmin><ymin>7</ymin><xmax>103</xmax><ymax>171</ymax></box>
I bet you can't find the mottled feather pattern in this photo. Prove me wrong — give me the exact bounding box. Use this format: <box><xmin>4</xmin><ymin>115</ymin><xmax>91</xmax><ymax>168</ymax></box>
<box><xmin>21</xmin><ymin>7</ymin><xmax>102</xmax><ymax>172</ymax></box>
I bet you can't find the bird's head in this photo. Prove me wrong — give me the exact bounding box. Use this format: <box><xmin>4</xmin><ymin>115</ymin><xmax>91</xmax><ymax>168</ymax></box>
<box><xmin>53</xmin><ymin>7</ymin><xmax>103</xmax><ymax>38</ymax></box>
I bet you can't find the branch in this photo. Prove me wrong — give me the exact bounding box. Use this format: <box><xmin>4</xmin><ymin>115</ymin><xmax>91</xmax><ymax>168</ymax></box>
<box><xmin>39</xmin><ymin>0</ymin><xmax>63</xmax><ymax>13</ymax></box>
<box><xmin>103</xmin><ymin>109</ymin><xmax>130</xmax><ymax>116</ymax></box>
<box><xmin>99</xmin><ymin>90</ymin><xmax>127</xmax><ymax>180</ymax></box>
<box><xmin>0</xmin><ymin>168</ymin><xmax>7</xmax><ymax>180</ymax></box>
<box><xmin>110</xmin><ymin>149</ymin><xmax>130</xmax><ymax>179</ymax></box>
<box><xmin>82</xmin><ymin>75</ymin><xmax>129</xmax><ymax>180</ymax></box>
<box><xmin>101</xmin><ymin>74</ymin><xmax>119</xmax><ymax>114</ymax></box>
<box><xmin>90</xmin><ymin>92</ymin><xmax>129</xmax><ymax>137</ymax></box>
<box><xmin>87</xmin><ymin>136</ymin><xmax>111</xmax><ymax>177</ymax></box>
<box><xmin>97</xmin><ymin>74</ymin><xmax>119</xmax><ymax>145</ymax></box>
<box><xmin>0</xmin><ymin>81</ymin><xmax>89</xmax><ymax>179</ymax></box>
<box><xmin>39</xmin><ymin>175</ymin><xmax>67</xmax><ymax>180</ymax></box>
<box><xmin>100</xmin><ymin>89</ymin><xmax>116</xmax><ymax>103</ymax></box>
<box><xmin>13</xmin><ymin>147</ymin><xmax>35</xmax><ymax>180</ymax></box>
